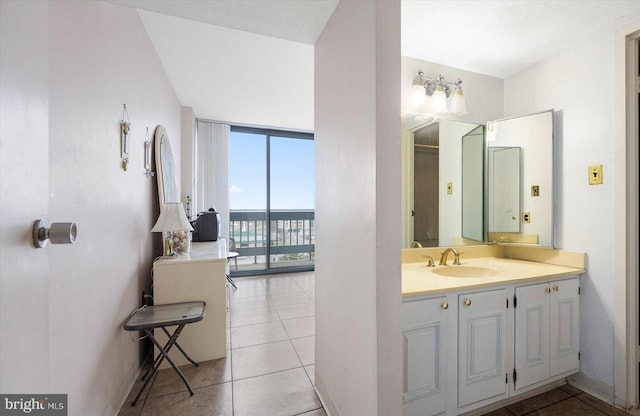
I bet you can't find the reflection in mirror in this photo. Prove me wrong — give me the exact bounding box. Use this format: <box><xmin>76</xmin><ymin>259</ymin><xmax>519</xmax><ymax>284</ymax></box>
<box><xmin>485</xmin><ymin>110</ymin><xmax>554</xmax><ymax>247</ymax></box>
<box><xmin>412</xmin><ymin>123</ymin><xmax>439</xmax><ymax>247</ymax></box>
<box><xmin>488</xmin><ymin>147</ymin><xmax>521</xmax><ymax>233</ymax></box>
<box><xmin>405</xmin><ymin>119</ymin><xmax>483</xmax><ymax>248</ymax></box>
<box><xmin>461</xmin><ymin>126</ymin><xmax>484</xmax><ymax>242</ymax></box>
<box><xmin>154</xmin><ymin>125</ymin><xmax>179</xmax><ymax>204</ymax></box>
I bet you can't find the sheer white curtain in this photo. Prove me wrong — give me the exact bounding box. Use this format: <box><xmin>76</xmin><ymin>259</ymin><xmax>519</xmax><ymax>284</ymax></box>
<box><xmin>195</xmin><ymin>120</ymin><xmax>230</xmax><ymax>240</ymax></box>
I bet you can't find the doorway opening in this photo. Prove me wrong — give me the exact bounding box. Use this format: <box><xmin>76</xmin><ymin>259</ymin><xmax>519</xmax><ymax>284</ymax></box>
<box><xmin>228</xmin><ymin>126</ymin><xmax>315</xmax><ymax>276</ymax></box>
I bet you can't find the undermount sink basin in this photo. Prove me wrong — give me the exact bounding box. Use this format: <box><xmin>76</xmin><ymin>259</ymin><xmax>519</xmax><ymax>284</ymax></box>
<box><xmin>431</xmin><ymin>265</ymin><xmax>500</xmax><ymax>278</ymax></box>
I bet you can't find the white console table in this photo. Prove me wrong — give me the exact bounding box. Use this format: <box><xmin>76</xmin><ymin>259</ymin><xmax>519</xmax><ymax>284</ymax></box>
<box><xmin>152</xmin><ymin>240</ymin><xmax>228</xmax><ymax>366</ymax></box>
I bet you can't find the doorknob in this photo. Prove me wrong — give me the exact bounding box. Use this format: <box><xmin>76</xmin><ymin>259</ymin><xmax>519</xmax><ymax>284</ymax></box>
<box><xmin>33</xmin><ymin>220</ymin><xmax>77</xmax><ymax>248</ymax></box>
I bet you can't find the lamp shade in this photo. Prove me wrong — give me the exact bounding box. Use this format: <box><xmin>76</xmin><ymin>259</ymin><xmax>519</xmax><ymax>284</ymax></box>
<box><xmin>432</xmin><ymin>89</ymin><xmax>448</xmax><ymax>113</ymax></box>
<box><xmin>151</xmin><ymin>202</ymin><xmax>193</xmax><ymax>233</ymax></box>
<box><xmin>450</xmin><ymin>90</ymin><xmax>467</xmax><ymax>116</ymax></box>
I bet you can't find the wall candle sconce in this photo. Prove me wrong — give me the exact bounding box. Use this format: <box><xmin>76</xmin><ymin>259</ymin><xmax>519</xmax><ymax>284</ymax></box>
<box><xmin>120</xmin><ymin>104</ymin><xmax>131</xmax><ymax>171</ymax></box>
<box><xmin>144</xmin><ymin>127</ymin><xmax>155</xmax><ymax>177</ymax></box>
<box><xmin>33</xmin><ymin>219</ymin><xmax>77</xmax><ymax>248</ymax></box>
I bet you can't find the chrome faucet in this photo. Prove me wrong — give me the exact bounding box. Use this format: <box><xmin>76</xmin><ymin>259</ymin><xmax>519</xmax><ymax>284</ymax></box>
<box><xmin>439</xmin><ymin>248</ymin><xmax>461</xmax><ymax>265</ymax></box>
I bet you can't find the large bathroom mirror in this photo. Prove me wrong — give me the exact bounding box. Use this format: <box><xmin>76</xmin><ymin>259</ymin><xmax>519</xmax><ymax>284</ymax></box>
<box><xmin>402</xmin><ymin>109</ymin><xmax>554</xmax><ymax>248</ymax></box>
<box><xmin>485</xmin><ymin>110</ymin><xmax>554</xmax><ymax>247</ymax></box>
<box><xmin>155</xmin><ymin>125</ymin><xmax>179</xmax><ymax>204</ymax></box>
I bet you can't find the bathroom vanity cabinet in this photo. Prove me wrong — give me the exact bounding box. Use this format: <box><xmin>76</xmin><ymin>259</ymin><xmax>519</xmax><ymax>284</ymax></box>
<box><xmin>514</xmin><ymin>278</ymin><xmax>580</xmax><ymax>391</ymax></box>
<box><xmin>402</xmin><ymin>275</ymin><xmax>580</xmax><ymax>416</ymax></box>
<box><xmin>402</xmin><ymin>296</ymin><xmax>449</xmax><ymax>415</ymax></box>
<box><xmin>457</xmin><ymin>288</ymin><xmax>509</xmax><ymax>408</ymax></box>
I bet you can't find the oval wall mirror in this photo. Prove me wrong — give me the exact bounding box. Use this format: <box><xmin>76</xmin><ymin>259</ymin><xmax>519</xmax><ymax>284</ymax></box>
<box><xmin>154</xmin><ymin>125</ymin><xmax>179</xmax><ymax>204</ymax></box>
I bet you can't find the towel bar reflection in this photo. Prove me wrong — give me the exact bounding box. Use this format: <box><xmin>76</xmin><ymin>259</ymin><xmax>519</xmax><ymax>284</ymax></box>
<box><xmin>33</xmin><ymin>219</ymin><xmax>77</xmax><ymax>248</ymax></box>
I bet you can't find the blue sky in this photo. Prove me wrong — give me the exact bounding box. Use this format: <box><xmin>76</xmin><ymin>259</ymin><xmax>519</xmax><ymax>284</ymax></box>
<box><xmin>229</xmin><ymin>132</ymin><xmax>315</xmax><ymax>210</ymax></box>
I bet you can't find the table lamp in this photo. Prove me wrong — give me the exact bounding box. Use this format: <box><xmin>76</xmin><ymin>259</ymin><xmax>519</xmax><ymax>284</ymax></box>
<box><xmin>152</xmin><ymin>202</ymin><xmax>194</xmax><ymax>257</ymax></box>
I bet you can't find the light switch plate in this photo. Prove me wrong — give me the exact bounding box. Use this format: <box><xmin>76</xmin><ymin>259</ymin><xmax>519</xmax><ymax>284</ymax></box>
<box><xmin>589</xmin><ymin>164</ymin><xmax>603</xmax><ymax>185</ymax></box>
<box><xmin>531</xmin><ymin>185</ymin><xmax>539</xmax><ymax>197</ymax></box>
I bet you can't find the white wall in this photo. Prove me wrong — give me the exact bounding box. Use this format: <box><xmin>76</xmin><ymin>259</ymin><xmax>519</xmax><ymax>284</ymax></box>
<box><xmin>0</xmin><ymin>0</ymin><xmax>51</xmax><ymax>393</ymax></box>
<box><xmin>314</xmin><ymin>1</ymin><xmax>401</xmax><ymax>414</ymax></box>
<box><xmin>1</xmin><ymin>1</ymin><xmax>182</xmax><ymax>414</ymax></box>
<box><xmin>504</xmin><ymin>27</ymin><xmax>620</xmax><ymax>399</ymax></box>
<box><xmin>138</xmin><ymin>10</ymin><xmax>314</xmax><ymax>131</ymax></box>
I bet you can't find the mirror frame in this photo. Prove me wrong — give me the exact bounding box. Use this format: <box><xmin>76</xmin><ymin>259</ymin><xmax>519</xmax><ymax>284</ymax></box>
<box><xmin>154</xmin><ymin>125</ymin><xmax>179</xmax><ymax>205</ymax></box>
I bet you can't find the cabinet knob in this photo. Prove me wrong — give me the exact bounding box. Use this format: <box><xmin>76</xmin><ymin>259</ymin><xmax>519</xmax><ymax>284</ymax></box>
<box><xmin>553</xmin><ymin>285</ymin><xmax>559</xmax><ymax>292</ymax></box>
<box><xmin>545</xmin><ymin>287</ymin><xmax>551</xmax><ymax>294</ymax></box>
<box><xmin>464</xmin><ymin>299</ymin><xmax>471</xmax><ymax>307</ymax></box>
<box><xmin>441</xmin><ymin>302</ymin><xmax>449</xmax><ymax>310</ymax></box>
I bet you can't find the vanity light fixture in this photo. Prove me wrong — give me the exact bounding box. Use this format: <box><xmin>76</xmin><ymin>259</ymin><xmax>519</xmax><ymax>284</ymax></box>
<box><xmin>411</xmin><ymin>71</ymin><xmax>467</xmax><ymax>116</ymax></box>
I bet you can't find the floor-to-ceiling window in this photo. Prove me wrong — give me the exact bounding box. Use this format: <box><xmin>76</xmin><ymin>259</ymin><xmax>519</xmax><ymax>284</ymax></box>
<box><xmin>229</xmin><ymin>126</ymin><xmax>314</xmax><ymax>275</ymax></box>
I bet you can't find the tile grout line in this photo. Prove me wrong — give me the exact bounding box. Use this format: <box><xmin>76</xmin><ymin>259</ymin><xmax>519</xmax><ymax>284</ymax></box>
<box><xmin>228</xmin><ymin>274</ymin><xmax>322</xmax><ymax>416</ymax></box>
<box><xmin>516</xmin><ymin>391</ymin><xmax>609</xmax><ymax>416</ymax></box>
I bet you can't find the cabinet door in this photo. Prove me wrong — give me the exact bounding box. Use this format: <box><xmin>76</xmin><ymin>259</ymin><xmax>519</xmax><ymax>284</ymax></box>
<box><xmin>402</xmin><ymin>297</ymin><xmax>449</xmax><ymax>416</ymax></box>
<box><xmin>514</xmin><ymin>283</ymin><xmax>550</xmax><ymax>390</ymax></box>
<box><xmin>549</xmin><ymin>278</ymin><xmax>580</xmax><ymax>376</ymax></box>
<box><xmin>458</xmin><ymin>289</ymin><xmax>508</xmax><ymax>408</ymax></box>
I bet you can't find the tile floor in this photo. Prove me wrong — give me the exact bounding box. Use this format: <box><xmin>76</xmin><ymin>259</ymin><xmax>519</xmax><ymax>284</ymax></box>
<box><xmin>483</xmin><ymin>383</ymin><xmax>636</xmax><ymax>416</ymax></box>
<box><xmin>118</xmin><ymin>271</ymin><xmax>324</xmax><ymax>416</ymax></box>
<box><xmin>118</xmin><ymin>271</ymin><xmax>636</xmax><ymax>416</ymax></box>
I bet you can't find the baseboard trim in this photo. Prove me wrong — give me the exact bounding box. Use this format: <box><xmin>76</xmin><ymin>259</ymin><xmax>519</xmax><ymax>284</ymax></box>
<box><xmin>314</xmin><ymin>374</ymin><xmax>339</xmax><ymax>416</ymax></box>
<box><xmin>568</xmin><ymin>371</ymin><xmax>615</xmax><ymax>404</ymax></box>
<box><xmin>104</xmin><ymin>359</ymin><xmax>141</xmax><ymax>416</ymax></box>
<box><xmin>106</xmin><ymin>349</ymin><xmax>152</xmax><ymax>415</ymax></box>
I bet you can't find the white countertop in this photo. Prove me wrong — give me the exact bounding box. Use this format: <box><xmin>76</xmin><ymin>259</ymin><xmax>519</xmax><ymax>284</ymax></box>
<box><xmin>154</xmin><ymin>240</ymin><xmax>228</xmax><ymax>265</ymax></box>
<box><xmin>402</xmin><ymin>256</ymin><xmax>585</xmax><ymax>297</ymax></box>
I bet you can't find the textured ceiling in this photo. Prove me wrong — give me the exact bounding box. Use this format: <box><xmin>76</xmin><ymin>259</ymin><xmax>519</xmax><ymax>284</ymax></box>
<box><xmin>402</xmin><ymin>0</ymin><xmax>640</xmax><ymax>78</ymax></box>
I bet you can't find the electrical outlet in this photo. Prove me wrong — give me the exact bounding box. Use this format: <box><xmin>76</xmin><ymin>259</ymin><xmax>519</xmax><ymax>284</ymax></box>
<box><xmin>522</xmin><ymin>212</ymin><xmax>531</xmax><ymax>224</ymax></box>
<box><xmin>447</xmin><ymin>182</ymin><xmax>453</xmax><ymax>195</ymax></box>
<box><xmin>589</xmin><ymin>164</ymin><xmax>603</xmax><ymax>185</ymax></box>
<box><xmin>531</xmin><ymin>185</ymin><xmax>539</xmax><ymax>197</ymax></box>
